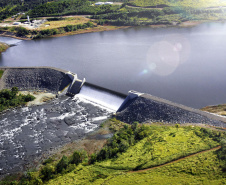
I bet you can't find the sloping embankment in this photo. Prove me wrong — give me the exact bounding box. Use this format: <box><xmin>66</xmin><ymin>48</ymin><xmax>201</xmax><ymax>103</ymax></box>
<box><xmin>116</xmin><ymin>92</ymin><xmax>226</xmax><ymax>127</ymax></box>
<box><xmin>0</xmin><ymin>67</ymin><xmax>72</xmax><ymax>93</ymax></box>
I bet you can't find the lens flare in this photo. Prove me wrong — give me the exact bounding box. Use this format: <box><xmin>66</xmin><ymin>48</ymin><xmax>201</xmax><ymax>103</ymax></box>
<box><xmin>146</xmin><ymin>41</ymin><xmax>180</xmax><ymax>76</ymax></box>
<box><xmin>146</xmin><ymin>34</ymin><xmax>191</xmax><ymax>76</ymax></box>
<box><xmin>165</xmin><ymin>34</ymin><xmax>191</xmax><ymax>64</ymax></box>
<box><xmin>138</xmin><ymin>69</ymin><xmax>148</xmax><ymax>76</ymax></box>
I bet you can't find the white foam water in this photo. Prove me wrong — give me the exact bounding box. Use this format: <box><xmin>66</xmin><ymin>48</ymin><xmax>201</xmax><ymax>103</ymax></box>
<box><xmin>77</xmin><ymin>85</ymin><xmax>125</xmax><ymax>112</ymax></box>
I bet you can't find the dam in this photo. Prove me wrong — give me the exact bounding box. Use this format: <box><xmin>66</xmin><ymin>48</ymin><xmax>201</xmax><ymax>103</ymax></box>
<box><xmin>0</xmin><ymin>67</ymin><xmax>225</xmax><ymax>177</ymax></box>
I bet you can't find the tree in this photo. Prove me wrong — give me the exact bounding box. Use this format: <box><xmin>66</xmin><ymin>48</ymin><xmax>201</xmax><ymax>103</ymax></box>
<box><xmin>11</xmin><ymin>87</ymin><xmax>18</xmax><ymax>97</ymax></box>
<box><xmin>40</xmin><ymin>164</ymin><xmax>55</xmax><ymax>181</ymax></box>
<box><xmin>56</xmin><ymin>155</ymin><xmax>69</xmax><ymax>173</ymax></box>
<box><xmin>70</xmin><ymin>150</ymin><xmax>88</xmax><ymax>165</ymax></box>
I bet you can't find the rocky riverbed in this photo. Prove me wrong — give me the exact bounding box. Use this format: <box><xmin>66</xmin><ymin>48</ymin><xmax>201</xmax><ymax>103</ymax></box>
<box><xmin>0</xmin><ymin>94</ymin><xmax>114</xmax><ymax>178</ymax></box>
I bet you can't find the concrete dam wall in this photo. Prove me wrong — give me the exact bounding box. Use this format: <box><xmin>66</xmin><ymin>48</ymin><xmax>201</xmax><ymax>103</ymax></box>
<box><xmin>0</xmin><ymin>67</ymin><xmax>72</xmax><ymax>93</ymax></box>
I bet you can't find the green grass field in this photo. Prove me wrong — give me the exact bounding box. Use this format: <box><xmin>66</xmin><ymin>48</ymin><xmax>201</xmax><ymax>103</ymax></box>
<box><xmin>46</xmin><ymin>147</ymin><xmax>225</xmax><ymax>185</ymax></box>
<box><xmin>102</xmin><ymin>150</ymin><xmax>226</xmax><ymax>185</ymax></box>
<box><xmin>96</xmin><ymin>126</ymin><xmax>219</xmax><ymax>170</ymax></box>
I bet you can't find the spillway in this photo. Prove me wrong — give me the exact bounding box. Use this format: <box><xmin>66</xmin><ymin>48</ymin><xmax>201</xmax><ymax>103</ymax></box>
<box><xmin>76</xmin><ymin>83</ymin><xmax>126</xmax><ymax>112</ymax></box>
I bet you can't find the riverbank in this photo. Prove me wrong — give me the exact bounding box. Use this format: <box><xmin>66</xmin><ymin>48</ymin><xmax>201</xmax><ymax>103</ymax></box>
<box><xmin>47</xmin><ymin>25</ymin><xmax>129</xmax><ymax>38</ymax></box>
<box><xmin>0</xmin><ymin>25</ymin><xmax>127</xmax><ymax>40</ymax></box>
<box><xmin>0</xmin><ymin>32</ymin><xmax>30</xmax><ymax>40</ymax></box>
<box><xmin>0</xmin><ymin>20</ymin><xmax>214</xmax><ymax>40</ymax></box>
<box><xmin>201</xmin><ymin>104</ymin><xmax>226</xmax><ymax>117</ymax></box>
<box><xmin>0</xmin><ymin>42</ymin><xmax>9</xmax><ymax>53</ymax></box>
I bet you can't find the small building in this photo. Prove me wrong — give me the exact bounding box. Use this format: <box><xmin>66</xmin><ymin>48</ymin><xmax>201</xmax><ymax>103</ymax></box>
<box><xmin>13</xmin><ymin>22</ymin><xmax>21</xmax><ymax>25</ymax></box>
<box><xmin>104</xmin><ymin>2</ymin><xmax>113</xmax><ymax>5</ymax></box>
<box><xmin>95</xmin><ymin>2</ymin><xmax>104</xmax><ymax>5</ymax></box>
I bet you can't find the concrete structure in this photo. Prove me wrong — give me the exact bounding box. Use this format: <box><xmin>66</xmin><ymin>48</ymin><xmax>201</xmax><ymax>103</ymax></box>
<box><xmin>117</xmin><ymin>90</ymin><xmax>143</xmax><ymax>112</ymax></box>
<box><xmin>67</xmin><ymin>75</ymin><xmax>86</xmax><ymax>96</ymax></box>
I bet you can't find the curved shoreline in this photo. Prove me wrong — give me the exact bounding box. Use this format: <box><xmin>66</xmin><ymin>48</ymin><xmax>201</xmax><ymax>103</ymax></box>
<box><xmin>0</xmin><ymin>20</ymin><xmax>214</xmax><ymax>41</ymax></box>
<box><xmin>0</xmin><ymin>25</ymin><xmax>129</xmax><ymax>41</ymax></box>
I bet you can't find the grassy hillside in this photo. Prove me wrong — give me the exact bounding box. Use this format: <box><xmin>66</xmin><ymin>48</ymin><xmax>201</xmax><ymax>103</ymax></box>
<box><xmin>97</xmin><ymin>126</ymin><xmax>219</xmax><ymax>170</ymax></box>
<box><xmin>44</xmin><ymin>123</ymin><xmax>225</xmax><ymax>185</ymax></box>
<box><xmin>3</xmin><ymin>121</ymin><xmax>225</xmax><ymax>185</ymax></box>
<box><xmin>0</xmin><ymin>0</ymin><xmax>54</xmax><ymax>20</ymax></box>
<box><xmin>47</xmin><ymin>149</ymin><xmax>226</xmax><ymax>185</ymax></box>
<box><xmin>101</xmin><ymin>149</ymin><xmax>226</xmax><ymax>185</ymax></box>
<box><xmin>131</xmin><ymin>0</ymin><xmax>226</xmax><ymax>8</ymax></box>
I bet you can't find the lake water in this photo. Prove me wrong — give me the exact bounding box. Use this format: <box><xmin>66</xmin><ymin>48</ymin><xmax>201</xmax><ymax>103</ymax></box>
<box><xmin>1</xmin><ymin>22</ymin><xmax>226</xmax><ymax>108</ymax></box>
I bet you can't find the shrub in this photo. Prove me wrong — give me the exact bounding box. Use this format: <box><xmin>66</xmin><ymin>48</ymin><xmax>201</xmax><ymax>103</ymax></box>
<box><xmin>16</xmin><ymin>27</ymin><xmax>29</xmax><ymax>37</ymax></box>
<box><xmin>40</xmin><ymin>164</ymin><xmax>55</xmax><ymax>181</ymax></box>
<box><xmin>56</xmin><ymin>155</ymin><xmax>69</xmax><ymax>173</ymax></box>
<box><xmin>23</xmin><ymin>94</ymin><xmax>35</xmax><ymax>102</ymax></box>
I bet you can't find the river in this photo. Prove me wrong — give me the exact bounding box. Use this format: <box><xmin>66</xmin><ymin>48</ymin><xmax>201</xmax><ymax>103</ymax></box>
<box><xmin>1</xmin><ymin>22</ymin><xmax>226</xmax><ymax>108</ymax></box>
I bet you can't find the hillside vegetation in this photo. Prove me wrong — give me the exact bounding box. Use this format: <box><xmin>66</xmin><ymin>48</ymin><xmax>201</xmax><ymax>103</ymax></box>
<box><xmin>2</xmin><ymin>120</ymin><xmax>225</xmax><ymax>185</ymax></box>
<box><xmin>0</xmin><ymin>42</ymin><xmax>9</xmax><ymax>53</ymax></box>
<box><xmin>0</xmin><ymin>87</ymin><xmax>35</xmax><ymax>112</ymax></box>
<box><xmin>0</xmin><ymin>0</ymin><xmax>54</xmax><ymax>20</ymax></box>
<box><xmin>100</xmin><ymin>149</ymin><xmax>226</xmax><ymax>185</ymax></box>
<box><xmin>1</xmin><ymin>0</ymin><xmax>226</xmax><ymax>39</ymax></box>
<box><xmin>131</xmin><ymin>0</ymin><xmax>226</xmax><ymax>8</ymax></box>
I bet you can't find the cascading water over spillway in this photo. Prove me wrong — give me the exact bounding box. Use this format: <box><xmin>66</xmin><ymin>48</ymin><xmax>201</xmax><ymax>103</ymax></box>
<box><xmin>65</xmin><ymin>73</ymin><xmax>125</xmax><ymax>112</ymax></box>
<box><xmin>76</xmin><ymin>83</ymin><xmax>126</xmax><ymax>112</ymax></box>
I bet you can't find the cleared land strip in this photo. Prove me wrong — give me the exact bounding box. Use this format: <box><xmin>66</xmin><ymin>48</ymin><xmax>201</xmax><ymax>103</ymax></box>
<box><xmin>129</xmin><ymin>145</ymin><xmax>221</xmax><ymax>173</ymax></box>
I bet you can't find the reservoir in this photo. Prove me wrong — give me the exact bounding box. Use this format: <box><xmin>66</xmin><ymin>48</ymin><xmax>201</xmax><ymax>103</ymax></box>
<box><xmin>1</xmin><ymin>22</ymin><xmax>226</xmax><ymax>108</ymax></box>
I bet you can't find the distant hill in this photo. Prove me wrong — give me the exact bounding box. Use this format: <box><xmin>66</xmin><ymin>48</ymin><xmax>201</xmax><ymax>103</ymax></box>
<box><xmin>131</xmin><ymin>0</ymin><xmax>226</xmax><ymax>7</ymax></box>
<box><xmin>0</xmin><ymin>0</ymin><xmax>55</xmax><ymax>20</ymax></box>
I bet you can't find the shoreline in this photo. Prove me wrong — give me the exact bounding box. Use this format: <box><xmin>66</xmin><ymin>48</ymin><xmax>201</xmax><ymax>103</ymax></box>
<box><xmin>0</xmin><ymin>25</ymin><xmax>129</xmax><ymax>41</ymax></box>
<box><xmin>0</xmin><ymin>20</ymin><xmax>217</xmax><ymax>41</ymax></box>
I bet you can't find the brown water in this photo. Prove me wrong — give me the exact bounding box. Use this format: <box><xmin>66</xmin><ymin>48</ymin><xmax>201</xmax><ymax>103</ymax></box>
<box><xmin>1</xmin><ymin>22</ymin><xmax>226</xmax><ymax>108</ymax></box>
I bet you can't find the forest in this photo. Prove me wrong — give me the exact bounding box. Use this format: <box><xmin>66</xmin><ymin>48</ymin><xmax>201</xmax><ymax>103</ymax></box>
<box><xmin>0</xmin><ymin>0</ymin><xmax>55</xmax><ymax>20</ymax></box>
